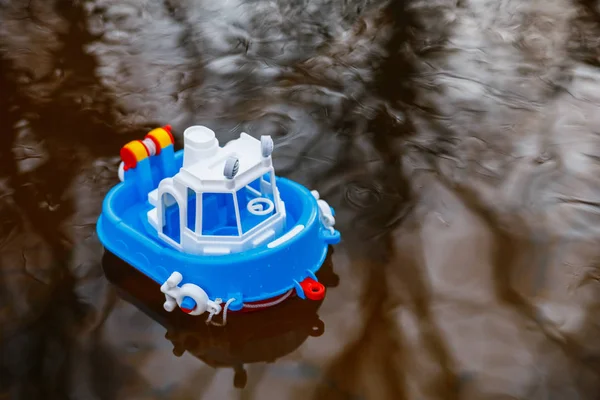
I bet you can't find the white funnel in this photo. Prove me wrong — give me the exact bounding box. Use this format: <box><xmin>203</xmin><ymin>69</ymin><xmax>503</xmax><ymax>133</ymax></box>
<box><xmin>182</xmin><ymin>125</ymin><xmax>219</xmax><ymax>167</ymax></box>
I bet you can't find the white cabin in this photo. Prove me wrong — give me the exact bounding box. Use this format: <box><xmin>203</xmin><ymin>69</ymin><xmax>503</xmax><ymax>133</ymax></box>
<box><xmin>147</xmin><ymin>126</ymin><xmax>286</xmax><ymax>255</ymax></box>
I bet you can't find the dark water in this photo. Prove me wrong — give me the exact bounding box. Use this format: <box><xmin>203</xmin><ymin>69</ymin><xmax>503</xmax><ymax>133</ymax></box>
<box><xmin>3</xmin><ymin>0</ymin><xmax>600</xmax><ymax>398</ymax></box>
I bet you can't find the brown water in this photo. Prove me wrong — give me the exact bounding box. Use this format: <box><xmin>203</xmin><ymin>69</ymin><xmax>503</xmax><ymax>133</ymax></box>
<box><xmin>3</xmin><ymin>0</ymin><xmax>600</xmax><ymax>398</ymax></box>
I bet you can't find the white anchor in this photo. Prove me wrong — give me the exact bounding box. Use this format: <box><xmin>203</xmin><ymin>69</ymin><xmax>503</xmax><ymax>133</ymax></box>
<box><xmin>160</xmin><ymin>272</ymin><xmax>222</xmax><ymax>316</ymax></box>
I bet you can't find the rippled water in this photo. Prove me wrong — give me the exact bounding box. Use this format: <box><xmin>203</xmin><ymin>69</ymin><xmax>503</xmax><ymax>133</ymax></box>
<box><xmin>3</xmin><ymin>0</ymin><xmax>600</xmax><ymax>398</ymax></box>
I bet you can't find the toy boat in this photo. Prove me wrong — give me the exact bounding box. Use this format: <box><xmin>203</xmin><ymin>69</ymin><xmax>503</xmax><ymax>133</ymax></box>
<box><xmin>96</xmin><ymin>125</ymin><xmax>341</xmax><ymax>323</ymax></box>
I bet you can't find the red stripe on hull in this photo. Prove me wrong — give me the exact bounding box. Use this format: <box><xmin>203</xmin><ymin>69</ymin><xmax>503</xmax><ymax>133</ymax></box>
<box><xmin>234</xmin><ymin>291</ymin><xmax>298</xmax><ymax>313</ymax></box>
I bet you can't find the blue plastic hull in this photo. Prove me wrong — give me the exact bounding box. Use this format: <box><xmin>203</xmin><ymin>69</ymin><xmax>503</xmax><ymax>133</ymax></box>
<box><xmin>97</xmin><ymin>150</ymin><xmax>340</xmax><ymax>311</ymax></box>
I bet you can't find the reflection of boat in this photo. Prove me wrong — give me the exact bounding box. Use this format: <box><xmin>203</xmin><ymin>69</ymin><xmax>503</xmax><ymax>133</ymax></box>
<box><xmin>102</xmin><ymin>248</ymin><xmax>339</xmax><ymax>389</ymax></box>
<box><xmin>96</xmin><ymin>125</ymin><xmax>341</xmax><ymax>321</ymax></box>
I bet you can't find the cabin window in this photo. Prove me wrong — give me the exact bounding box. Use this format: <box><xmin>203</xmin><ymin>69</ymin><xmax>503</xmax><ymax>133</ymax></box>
<box><xmin>248</xmin><ymin>173</ymin><xmax>272</xmax><ymax>193</ymax></box>
<box><xmin>235</xmin><ymin>173</ymin><xmax>276</xmax><ymax>233</ymax></box>
<box><xmin>187</xmin><ymin>188</ymin><xmax>196</xmax><ymax>232</ymax></box>
<box><xmin>161</xmin><ymin>192</ymin><xmax>181</xmax><ymax>243</ymax></box>
<box><xmin>201</xmin><ymin>192</ymin><xmax>240</xmax><ymax>236</ymax></box>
